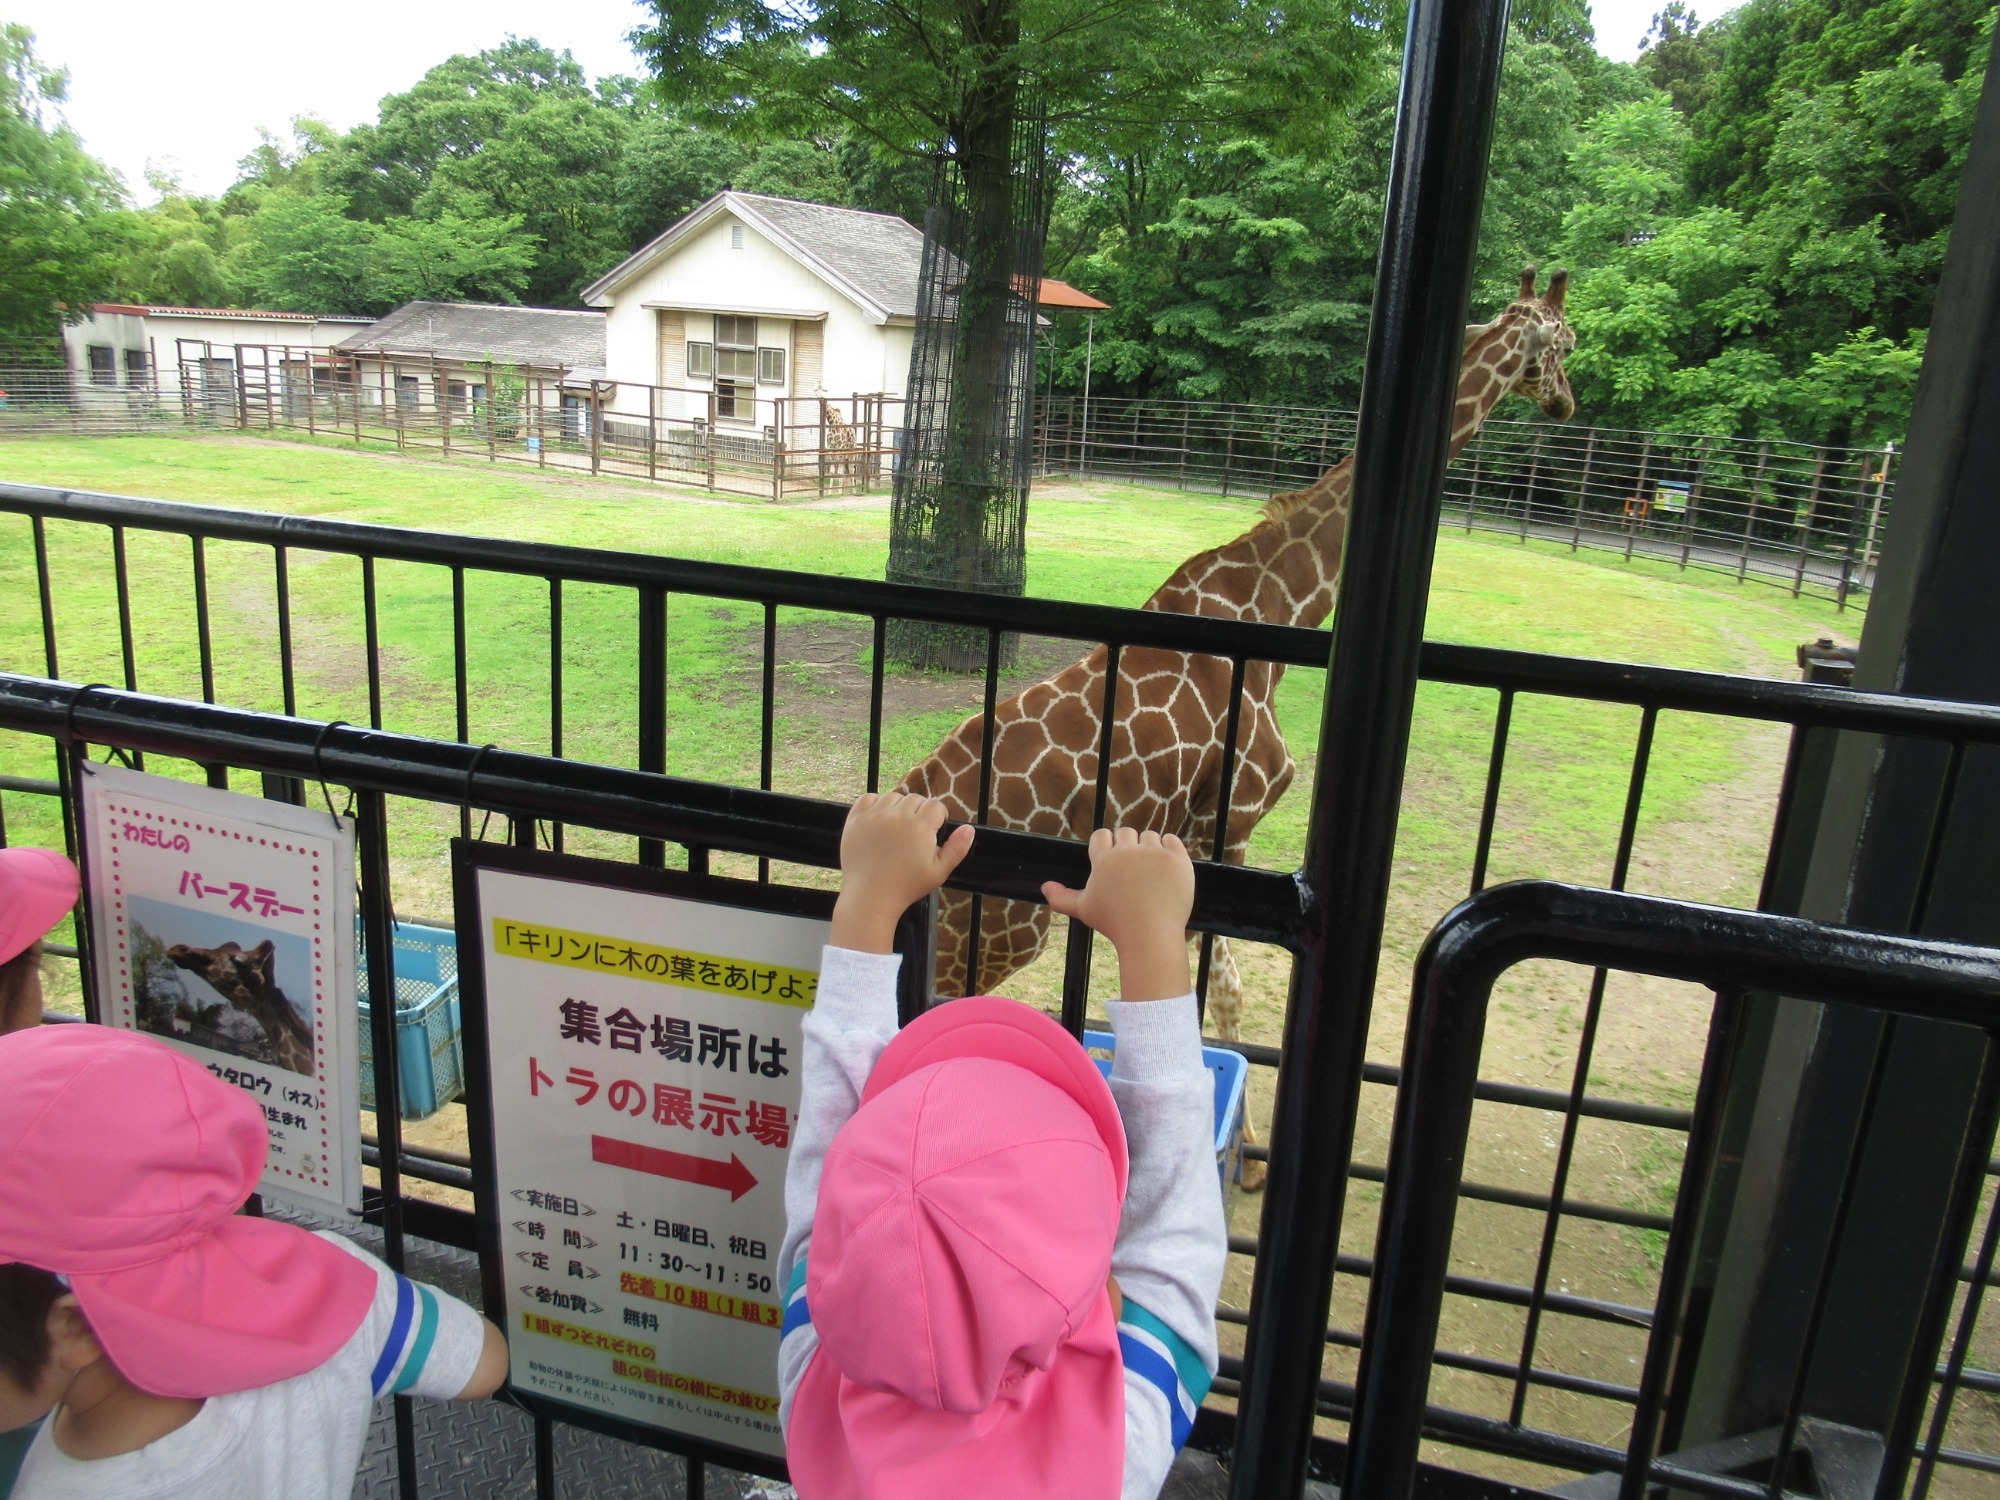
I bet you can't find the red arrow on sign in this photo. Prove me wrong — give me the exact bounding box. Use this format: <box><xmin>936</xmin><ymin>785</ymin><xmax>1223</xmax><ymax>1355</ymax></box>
<box><xmin>592</xmin><ymin>1134</ymin><xmax>758</xmax><ymax>1202</ymax></box>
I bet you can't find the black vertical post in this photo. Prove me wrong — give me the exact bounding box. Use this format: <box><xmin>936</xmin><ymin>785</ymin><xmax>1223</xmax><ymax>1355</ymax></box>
<box><xmin>357</xmin><ymin>788</ymin><xmax>419</xmax><ymax>1500</ymax></box>
<box><xmin>1227</xmin><ymin>0</ymin><xmax>1513</xmax><ymax>1493</ymax></box>
<box><xmin>1677</xmin><ymin>23</ymin><xmax>2000</xmax><ymax>1483</ymax></box>
<box><xmin>637</xmin><ymin>586</ymin><xmax>668</xmax><ymax>866</ymax></box>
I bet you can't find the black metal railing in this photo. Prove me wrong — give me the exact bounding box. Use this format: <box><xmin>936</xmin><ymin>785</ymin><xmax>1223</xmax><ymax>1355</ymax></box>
<box><xmin>5</xmin><ymin>481</ymin><xmax>1999</xmax><ymax>1495</ymax></box>
<box><xmin>1350</xmin><ymin>881</ymin><xmax>2000</xmax><ymax>1500</ymax></box>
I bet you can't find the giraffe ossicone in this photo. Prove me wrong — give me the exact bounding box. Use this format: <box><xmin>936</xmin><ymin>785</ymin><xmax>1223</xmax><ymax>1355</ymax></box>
<box><xmin>896</xmin><ymin>268</ymin><xmax>1577</xmax><ymax>1188</ymax></box>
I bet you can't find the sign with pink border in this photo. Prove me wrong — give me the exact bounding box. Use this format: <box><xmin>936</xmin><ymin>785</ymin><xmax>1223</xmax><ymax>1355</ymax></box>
<box><xmin>79</xmin><ymin>761</ymin><xmax>362</xmax><ymax>1215</ymax></box>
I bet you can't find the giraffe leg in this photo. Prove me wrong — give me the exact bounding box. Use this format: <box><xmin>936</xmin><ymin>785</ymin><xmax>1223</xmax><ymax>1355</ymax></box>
<box><xmin>931</xmin><ymin>890</ymin><xmax>1055</xmax><ymax>1001</ymax></box>
<box><xmin>1204</xmin><ymin>933</ymin><xmax>1266</xmax><ymax>1191</ymax></box>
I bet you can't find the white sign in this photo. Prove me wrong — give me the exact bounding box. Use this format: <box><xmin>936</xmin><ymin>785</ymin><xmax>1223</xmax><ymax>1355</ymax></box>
<box><xmin>464</xmin><ymin>854</ymin><xmax>825</xmax><ymax>1461</ymax></box>
<box><xmin>79</xmin><ymin>762</ymin><xmax>362</xmax><ymax>1215</ymax></box>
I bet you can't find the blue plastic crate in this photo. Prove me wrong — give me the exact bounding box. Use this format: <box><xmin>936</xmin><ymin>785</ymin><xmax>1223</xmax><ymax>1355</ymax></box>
<box><xmin>1082</xmin><ymin>1029</ymin><xmax>1249</xmax><ymax>1190</ymax></box>
<box><xmin>356</xmin><ymin>921</ymin><xmax>464</xmax><ymax>1121</ymax></box>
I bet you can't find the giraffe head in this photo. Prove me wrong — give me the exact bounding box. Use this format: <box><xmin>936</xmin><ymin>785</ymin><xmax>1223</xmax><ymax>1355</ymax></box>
<box><xmin>1471</xmin><ymin>266</ymin><xmax>1576</xmax><ymax>422</ymax></box>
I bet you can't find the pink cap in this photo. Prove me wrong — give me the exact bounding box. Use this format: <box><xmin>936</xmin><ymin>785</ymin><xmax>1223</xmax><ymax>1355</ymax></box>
<box><xmin>788</xmin><ymin>999</ymin><xmax>1128</xmax><ymax>1500</ymax></box>
<box><xmin>0</xmin><ymin>847</ymin><xmax>79</xmax><ymax>965</ymax></box>
<box><xmin>0</xmin><ymin>1025</ymin><xmax>377</xmax><ymax>1398</ymax></box>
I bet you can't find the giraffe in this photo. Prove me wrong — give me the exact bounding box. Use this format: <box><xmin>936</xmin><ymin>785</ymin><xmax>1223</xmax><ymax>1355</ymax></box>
<box><xmin>896</xmin><ymin>268</ymin><xmax>1577</xmax><ymax>1183</ymax></box>
<box><xmin>167</xmin><ymin>938</ymin><xmax>315</xmax><ymax>1077</ymax></box>
<box><xmin>818</xmin><ymin>391</ymin><xmax>860</xmax><ymax>489</ymax></box>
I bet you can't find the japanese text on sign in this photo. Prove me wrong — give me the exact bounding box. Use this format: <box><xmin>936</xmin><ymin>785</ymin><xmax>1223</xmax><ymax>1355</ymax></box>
<box><xmin>493</xmin><ymin>919</ymin><xmax>819</xmax><ymax>1006</ymax></box>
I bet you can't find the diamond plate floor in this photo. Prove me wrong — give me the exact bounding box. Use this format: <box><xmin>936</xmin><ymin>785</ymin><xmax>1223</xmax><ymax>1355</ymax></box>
<box><xmin>280</xmin><ymin>1211</ymin><xmax>1248</xmax><ymax>1499</ymax></box>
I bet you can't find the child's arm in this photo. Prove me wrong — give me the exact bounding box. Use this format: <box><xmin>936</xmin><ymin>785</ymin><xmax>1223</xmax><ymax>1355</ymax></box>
<box><xmin>777</xmin><ymin>793</ymin><xmax>973</xmax><ymax>1428</ymax></box>
<box><xmin>455</xmin><ymin>1322</ymin><xmax>510</xmax><ymax>1400</ymax></box>
<box><xmin>316</xmin><ymin>1233</ymin><xmax>510</xmax><ymax>1402</ymax></box>
<box><xmin>1044</xmin><ymin>831</ymin><xmax>1227</xmax><ymax>1493</ymax></box>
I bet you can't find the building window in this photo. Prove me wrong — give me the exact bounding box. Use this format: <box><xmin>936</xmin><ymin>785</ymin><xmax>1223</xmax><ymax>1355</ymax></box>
<box><xmin>686</xmin><ymin>341</ymin><xmax>713</xmax><ymax>379</ymax></box>
<box><xmin>396</xmin><ymin>375</ymin><xmax>421</xmax><ymax>408</ymax></box>
<box><xmin>730</xmin><ymin>223</ymin><xmax>745</xmax><ymax>250</ymax></box>
<box><xmin>86</xmin><ymin>346</ymin><xmax>116</xmax><ymax>386</ymax></box>
<box><xmin>715</xmin><ymin>315</ymin><xmax>757</xmax><ymax>419</ymax></box>
<box><xmin>124</xmin><ymin>349</ymin><xmax>149</xmax><ymax>383</ymax></box>
<box><xmin>757</xmin><ymin>347</ymin><xmax>786</xmax><ymax>386</ymax></box>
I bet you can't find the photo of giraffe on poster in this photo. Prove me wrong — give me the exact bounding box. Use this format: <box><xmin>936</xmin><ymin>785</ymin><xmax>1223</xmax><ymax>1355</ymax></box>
<box><xmin>128</xmin><ymin>894</ymin><xmax>316</xmax><ymax>1077</ymax></box>
<box><xmin>78</xmin><ymin>760</ymin><xmax>365</xmax><ymax>1216</ymax></box>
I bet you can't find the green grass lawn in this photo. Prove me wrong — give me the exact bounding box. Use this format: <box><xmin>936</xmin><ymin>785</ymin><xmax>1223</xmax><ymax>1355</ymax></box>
<box><xmin>0</xmin><ymin>428</ymin><xmax>1848</xmax><ymax>880</ymax></box>
<box><xmin>0</xmin><ymin>431</ymin><xmax>1856</xmax><ymax>986</ymax></box>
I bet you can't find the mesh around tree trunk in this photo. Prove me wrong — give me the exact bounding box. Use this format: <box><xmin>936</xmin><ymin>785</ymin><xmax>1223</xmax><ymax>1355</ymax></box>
<box><xmin>886</xmin><ymin>117</ymin><xmax>1051</xmax><ymax>671</ymax></box>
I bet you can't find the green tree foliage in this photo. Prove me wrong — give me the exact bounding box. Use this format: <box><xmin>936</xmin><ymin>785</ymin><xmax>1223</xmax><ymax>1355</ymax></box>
<box><xmin>615</xmin><ymin>116</ymin><xmax>749</xmax><ymax>247</ymax></box>
<box><xmin>1035</xmin><ymin>1</ymin><xmax>1988</xmax><ymax>449</ymax></box>
<box><xmin>1687</xmin><ymin>0</ymin><xmax>1993</xmax><ymax>201</ymax></box>
<box><xmin>0</xmin><ymin>24</ymin><xmax>126</xmax><ymax>346</ymax></box>
<box><xmin>1547</xmin><ymin>8</ymin><xmax>1988</xmax><ymax>444</ymax></box>
<box><xmin>113</xmin><ymin>177</ymin><xmax>248</xmax><ymax>308</ymax></box>
<box><xmin>1640</xmin><ymin>3</ymin><xmax>1724</xmax><ymax>117</ymax></box>
<box><xmin>319</xmin><ymin>40</ymin><xmax>630</xmax><ymax>304</ymax></box>
<box><xmin>236</xmin><ymin>193</ymin><xmax>536</xmax><ymax>315</ymax></box>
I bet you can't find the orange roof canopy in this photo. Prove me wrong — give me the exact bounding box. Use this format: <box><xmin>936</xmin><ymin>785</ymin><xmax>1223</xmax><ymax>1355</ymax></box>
<box><xmin>1034</xmin><ymin>278</ymin><xmax>1110</xmax><ymax>312</ymax></box>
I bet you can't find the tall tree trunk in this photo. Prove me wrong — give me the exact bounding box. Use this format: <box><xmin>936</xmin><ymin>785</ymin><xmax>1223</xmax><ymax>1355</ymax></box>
<box><xmin>942</xmin><ymin>45</ymin><xmax>1019</xmax><ymax>594</ymax></box>
<box><xmin>884</xmin><ymin>0</ymin><xmax>1047</xmax><ymax>670</ymax></box>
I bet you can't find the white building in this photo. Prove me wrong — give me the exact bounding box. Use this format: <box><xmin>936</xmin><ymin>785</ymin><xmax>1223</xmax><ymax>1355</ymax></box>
<box><xmin>579</xmin><ymin>191</ymin><xmax>925</xmax><ymax>434</ymax></box>
<box><xmin>61</xmin><ymin>304</ymin><xmax>375</xmax><ymax>405</ymax></box>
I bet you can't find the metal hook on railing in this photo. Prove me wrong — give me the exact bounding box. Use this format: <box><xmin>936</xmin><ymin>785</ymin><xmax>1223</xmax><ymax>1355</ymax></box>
<box><xmin>60</xmin><ymin>684</ymin><xmax>133</xmax><ymax>767</ymax></box>
<box><xmin>308</xmin><ymin>720</ymin><xmax>355</xmax><ymax>822</ymax></box>
<box><xmin>463</xmin><ymin>742</ymin><xmax>500</xmax><ymax>842</ymax></box>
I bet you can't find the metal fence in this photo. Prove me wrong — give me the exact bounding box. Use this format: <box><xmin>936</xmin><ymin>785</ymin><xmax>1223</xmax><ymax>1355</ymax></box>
<box><xmin>0</xmin><ymin>346</ymin><xmax>903</xmax><ymax>503</ymax></box>
<box><xmin>3</xmin><ymin>354</ymin><xmax>1895</xmax><ymax>606</ymax></box>
<box><xmin>1353</xmin><ymin>881</ymin><xmax>2000</xmax><ymax>1500</ymax></box>
<box><xmin>2</xmin><ymin>481</ymin><xmax>1994</xmax><ymax>1497</ymax></box>
<box><xmin>1035</xmin><ymin>396</ymin><xmax>1896</xmax><ymax>607</ymax></box>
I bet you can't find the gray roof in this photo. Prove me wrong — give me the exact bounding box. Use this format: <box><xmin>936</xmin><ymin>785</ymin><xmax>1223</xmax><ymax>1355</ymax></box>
<box><xmin>579</xmin><ymin>192</ymin><xmax>927</xmax><ymax>323</ymax></box>
<box><xmin>732</xmin><ymin>194</ymin><xmax>925</xmax><ymax>319</ymax></box>
<box><xmin>335</xmin><ymin>301</ymin><xmax>606</xmax><ymax>372</ymax></box>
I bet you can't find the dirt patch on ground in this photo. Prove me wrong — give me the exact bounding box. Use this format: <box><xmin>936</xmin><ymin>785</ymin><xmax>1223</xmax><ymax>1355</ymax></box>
<box><xmin>714</xmin><ymin>616</ymin><xmax>1087</xmax><ymax>733</ymax></box>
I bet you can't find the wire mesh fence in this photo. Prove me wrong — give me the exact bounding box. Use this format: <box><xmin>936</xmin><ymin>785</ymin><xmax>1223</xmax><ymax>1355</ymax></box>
<box><xmin>1035</xmin><ymin>396</ymin><xmax>1898</xmax><ymax>607</ymax></box>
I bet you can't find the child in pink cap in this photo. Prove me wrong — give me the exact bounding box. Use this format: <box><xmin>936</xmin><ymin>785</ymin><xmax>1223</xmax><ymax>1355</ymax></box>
<box><xmin>779</xmin><ymin>793</ymin><xmax>1228</xmax><ymax>1499</ymax></box>
<box><xmin>0</xmin><ymin>847</ymin><xmax>81</xmax><ymax>1496</ymax></box>
<box><xmin>0</xmin><ymin>1025</ymin><xmax>510</xmax><ymax>1500</ymax></box>
<box><xmin>0</xmin><ymin>847</ymin><xmax>80</xmax><ymax>1035</ymax></box>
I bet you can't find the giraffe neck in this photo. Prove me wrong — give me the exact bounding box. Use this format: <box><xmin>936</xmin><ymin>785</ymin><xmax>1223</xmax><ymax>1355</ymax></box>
<box><xmin>251</xmin><ymin>997</ymin><xmax>311</xmax><ymax>1065</ymax></box>
<box><xmin>1448</xmin><ymin>319</ymin><xmax>1535</xmax><ymax>459</ymax></box>
<box><xmin>1146</xmin><ymin>316</ymin><xmax>1536</xmax><ymax>630</ymax></box>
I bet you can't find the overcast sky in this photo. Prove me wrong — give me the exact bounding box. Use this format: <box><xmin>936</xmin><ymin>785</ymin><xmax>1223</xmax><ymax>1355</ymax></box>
<box><xmin>14</xmin><ymin>0</ymin><xmax>1700</xmax><ymax>204</ymax></box>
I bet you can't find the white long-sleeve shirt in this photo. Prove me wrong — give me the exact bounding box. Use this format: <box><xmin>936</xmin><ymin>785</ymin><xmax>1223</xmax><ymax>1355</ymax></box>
<box><xmin>776</xmin><ymin>946</ymin><xmax>1228</xmax><ymax>1500</ymax></box>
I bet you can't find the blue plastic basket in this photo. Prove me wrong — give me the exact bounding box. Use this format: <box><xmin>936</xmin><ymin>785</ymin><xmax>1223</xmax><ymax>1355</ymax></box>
<box><xmin>356</xmin><ymin>921</ymin><xmax>464</xmax><ymax>1121</ymax></box>
<box><xmin>1082</xmin><ymin>1029</ymin><xmax>1249</xmax><ymax>1190</ymax></box>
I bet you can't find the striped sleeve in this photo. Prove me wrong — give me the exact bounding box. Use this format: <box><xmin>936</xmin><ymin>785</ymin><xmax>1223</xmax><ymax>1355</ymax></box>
<box><xmin>1119</xmin><ymin>1296</ymin><xmax>1211</xmax><ymax>1452</ymax></box>
<box><xmin>781</xmin><ymin>1256</ymin><xmax>812</xmax><ymax>1340</ymax></box>
<box><xmin>777</xmin><ymin>1254</ymin><xmax>822</xmax><ymax>1435</ymax></box>
<box><xmin>369</xmin><ymin>1273</ymin><xmax>481</xmax><ymax>1400</ymax></box>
